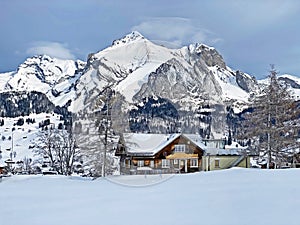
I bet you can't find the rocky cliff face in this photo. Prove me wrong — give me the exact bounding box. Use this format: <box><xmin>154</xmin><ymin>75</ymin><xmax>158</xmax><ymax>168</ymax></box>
<box><xmin>235</xmin><ymin>70</ymin><xmax>258</xmax><ymax>93</ymax></box>
<box><xmin>188</xmin><ymin>43</ymin><xmax>226</xmax><ymax>69</ymax></box>
<box><xmin>133</xmin><ymin>57</ymin><xmax>223</xmax><ymax>108</ymax></box>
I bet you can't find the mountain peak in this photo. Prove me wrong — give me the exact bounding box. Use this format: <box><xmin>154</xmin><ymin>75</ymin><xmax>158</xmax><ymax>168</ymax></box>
<box><xmin>188</xmin><ymin>43</ymin><xmax>215</xmax><ymax>54</ymax></box>
<box><xmin>111</xmin><ymin>31</ymin><xmax>145</xmax><ymax>47</ymax></box>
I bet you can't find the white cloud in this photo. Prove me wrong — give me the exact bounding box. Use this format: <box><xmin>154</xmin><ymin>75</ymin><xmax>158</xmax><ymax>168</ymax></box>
<box><xmin>26</xmin><ymin>41</ymin><xmax>75</xmax><ymax>60</ymax></box>
<box><xmin>132</xmin><ymin>17</ymin><xmax>222</xmax><ymax>48</ymax></box>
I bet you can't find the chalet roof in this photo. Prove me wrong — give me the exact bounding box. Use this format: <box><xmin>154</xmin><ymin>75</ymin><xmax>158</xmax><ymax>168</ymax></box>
<box><xmin>182</xmin><ymin>134</ymin><xmax>206</xmax><ymax>149</ymax></box>
<box><xmin>123</xmin><ymin>133</ymin><xmax>181</xmax><ymax>156</ymax></box>
<box><xmin>122</xmin><ymin>133</ymin><xmax>205</xmax><ymax>156</ymax></box>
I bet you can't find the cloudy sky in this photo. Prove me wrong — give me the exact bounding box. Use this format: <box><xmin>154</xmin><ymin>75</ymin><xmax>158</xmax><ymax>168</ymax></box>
<box><xmin>1</xmin><ymin>0</ymin><xmax>300</xmax><ymax>79</ymax></box>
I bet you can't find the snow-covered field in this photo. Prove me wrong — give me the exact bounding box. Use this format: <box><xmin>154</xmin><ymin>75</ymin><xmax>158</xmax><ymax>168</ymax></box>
<box><xmin>1</xmin><ymin>168</ymin><xmax>299</xmax><ymax>225</ymax></box>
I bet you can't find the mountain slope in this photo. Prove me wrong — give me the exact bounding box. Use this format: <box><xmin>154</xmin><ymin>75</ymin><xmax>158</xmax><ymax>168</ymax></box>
<box><xmin>0</xmin><ymin>55</ymin><xmax>85</xmax><ymax>107</ymax></box>
<box><xmin>71</xmin><ymin>31</ymin><xmax>177</xmax><ymax>111</ymax></box>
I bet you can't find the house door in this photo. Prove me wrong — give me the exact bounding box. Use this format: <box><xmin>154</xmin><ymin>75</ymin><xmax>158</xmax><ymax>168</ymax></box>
<box><xmin>150</xmin><ymin>160</ymin><xmax>154</xmax><ymax>168</ymax></box>
<box><xmin>180</xmin><ymin>160</ymin><xmax>184</xmax><ymax>170</ymax></box>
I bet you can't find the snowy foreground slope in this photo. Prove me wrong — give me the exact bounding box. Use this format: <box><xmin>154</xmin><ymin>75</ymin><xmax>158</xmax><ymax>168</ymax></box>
<box><xmin>1</xmin><ymin>168</ymin><xmax>299</xmax><ymax>225</ymax></box>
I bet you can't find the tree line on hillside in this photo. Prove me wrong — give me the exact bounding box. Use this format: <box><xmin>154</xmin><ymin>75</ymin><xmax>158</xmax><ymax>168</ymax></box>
<box><xmin>0</xmin><ymin>91</ymin><xmax>71</xmax><ymax>119</ymax></box>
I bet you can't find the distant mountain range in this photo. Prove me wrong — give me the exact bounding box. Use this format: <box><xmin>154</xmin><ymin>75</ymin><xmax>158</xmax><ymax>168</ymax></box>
<box><xmin>1</xmin><ymin>31</ymin><xmax>300</xmax><ymax>138</ymax></box>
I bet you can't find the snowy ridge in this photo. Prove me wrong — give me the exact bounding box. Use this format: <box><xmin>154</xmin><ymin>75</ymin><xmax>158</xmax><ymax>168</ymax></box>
<box><xmin>111</xmin><ymin>31</ymin><xmax>145</xmax><ymax>47</ymax></box>
<box><xmin>72</xmin><ymin>32</ymin><xmax>177</xmax><ymax>110</ymax></box>
<box><xmin>188</xmin><ymin>43</ymin><xmax>215</xmax><ymax>54</ymax></box>
<box><xmin>259</xmin><ymin>73</ymin><xmax>300</xmax><ymax>100</ymax></box>
<box><xmin>0</xmin><ymin>55</ymin><xmax>85</xmax><ymax>107</ymax></box>
<box><xmin>209</xmin><ymin>66</ymin><xmax>249</xmax><ymax>101</ymax></box>
<box><xmin>0</xmin><ymin>31</ymin><xmax>264</xmax><ymax>137</ymax></box>
<box><xmin>278</xmin><ymin>74</ymin><xmax>300</xmax><ymax>99</ymax></box>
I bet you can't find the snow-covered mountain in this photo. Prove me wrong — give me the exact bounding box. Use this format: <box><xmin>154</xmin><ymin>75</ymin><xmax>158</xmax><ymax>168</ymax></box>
<box><xmin>71</xmin><ymin>31</ymin><xmax>257</xmax><ymax>113</ymax></box>
<box><xmin>1</xmin><ymin>31</ymin><xmax>300</xmax><ymax>137</ymax></box>
<box><xmin>0</xmin><ymin>55</ymin><xmax>85</xmax><ymax>107</ymax></box>
<box><xmin>69</xmin><ymin>31</ymin><xmax>259</xmax><ymax>137</ymax></box>
<box><xmin>71</xmin><ymin>31</ymin><xmax>178</xmax><ymax>111</ymax></box>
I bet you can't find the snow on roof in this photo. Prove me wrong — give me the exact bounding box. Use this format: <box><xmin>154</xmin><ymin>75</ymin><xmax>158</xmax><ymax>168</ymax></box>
<box><xmin>123</xmin><ymin>133</ymin><xmax>207</xmax><ymax>156</ymax></box>
<box><xmin>123</xmin><ymin>133</ymin><xmax>181</xmax><ymax>156</ymax></box>
<box><xmin>182</xmin><ymin>134</ymin><xmax>206</xmax><ymax>149</ymax></box>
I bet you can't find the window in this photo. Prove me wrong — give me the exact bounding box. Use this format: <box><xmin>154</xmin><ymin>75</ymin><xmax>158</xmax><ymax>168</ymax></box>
<box><xmin>190</xmin><ymin>159</ymin><xmax>198</xmax><ymax>168</ymax></box>
<box><xmin>174</xmin><ymin>144</ymin><xmax>186</xmax><ymax>153</ymax></box>
<box><xmin>215</xmin><ymin>159</ymin><xmax>220</xmax><ymax>168</ymax></box>
<box><xmin>162</xmin><ymin>159</ymin><xmax>170</xmax><ymax>168</ymax></box>
<box><xmin>138</xmin><ymin>160</ymin><xmax>144</xmax><ymax>167</ymax></box>
<box><xmin>173</xmin><ymin>159</ymin><xmax>178</xmax><ymax>165</ymax></box>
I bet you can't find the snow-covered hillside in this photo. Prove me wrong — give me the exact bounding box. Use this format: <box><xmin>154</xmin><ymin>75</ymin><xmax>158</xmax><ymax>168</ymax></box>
<box><xmin>1</xmin><ymin>168</ymin><xmax>299</xmax><ymax>225</ymax></box>
<box><xmin>0</xmin><ymin>113</ymin><xmax>64</xmax><ymax>169</ymax></box>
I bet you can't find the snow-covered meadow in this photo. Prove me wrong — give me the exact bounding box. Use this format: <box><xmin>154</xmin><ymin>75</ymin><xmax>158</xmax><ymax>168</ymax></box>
<box><xmin>1</xmin><ymin>168</ymin><xmax>299</xmax><ymax>225</ymax></box>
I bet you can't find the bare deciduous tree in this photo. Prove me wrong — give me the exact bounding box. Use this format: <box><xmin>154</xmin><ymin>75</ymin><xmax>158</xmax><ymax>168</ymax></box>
<box><xmin>35</xmin><ymin>128</ymin><xmax>58</xmax><ymax>168</ymax></box>
<box><xmin>239</xmin><ymin>65</ymin><xmax>300</xmax><ymax>168</ymax></box>
<box><xmin>36</xmin><ymin>126</ymin><xmax>79</xmax><ymax>175</ymax></box>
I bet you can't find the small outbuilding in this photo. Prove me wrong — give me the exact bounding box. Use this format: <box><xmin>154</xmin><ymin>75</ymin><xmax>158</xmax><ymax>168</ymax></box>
<box><xmin>202</xmin><ymin>148</ymin><xmax>251</xmax><ymax>171</ymax></box>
